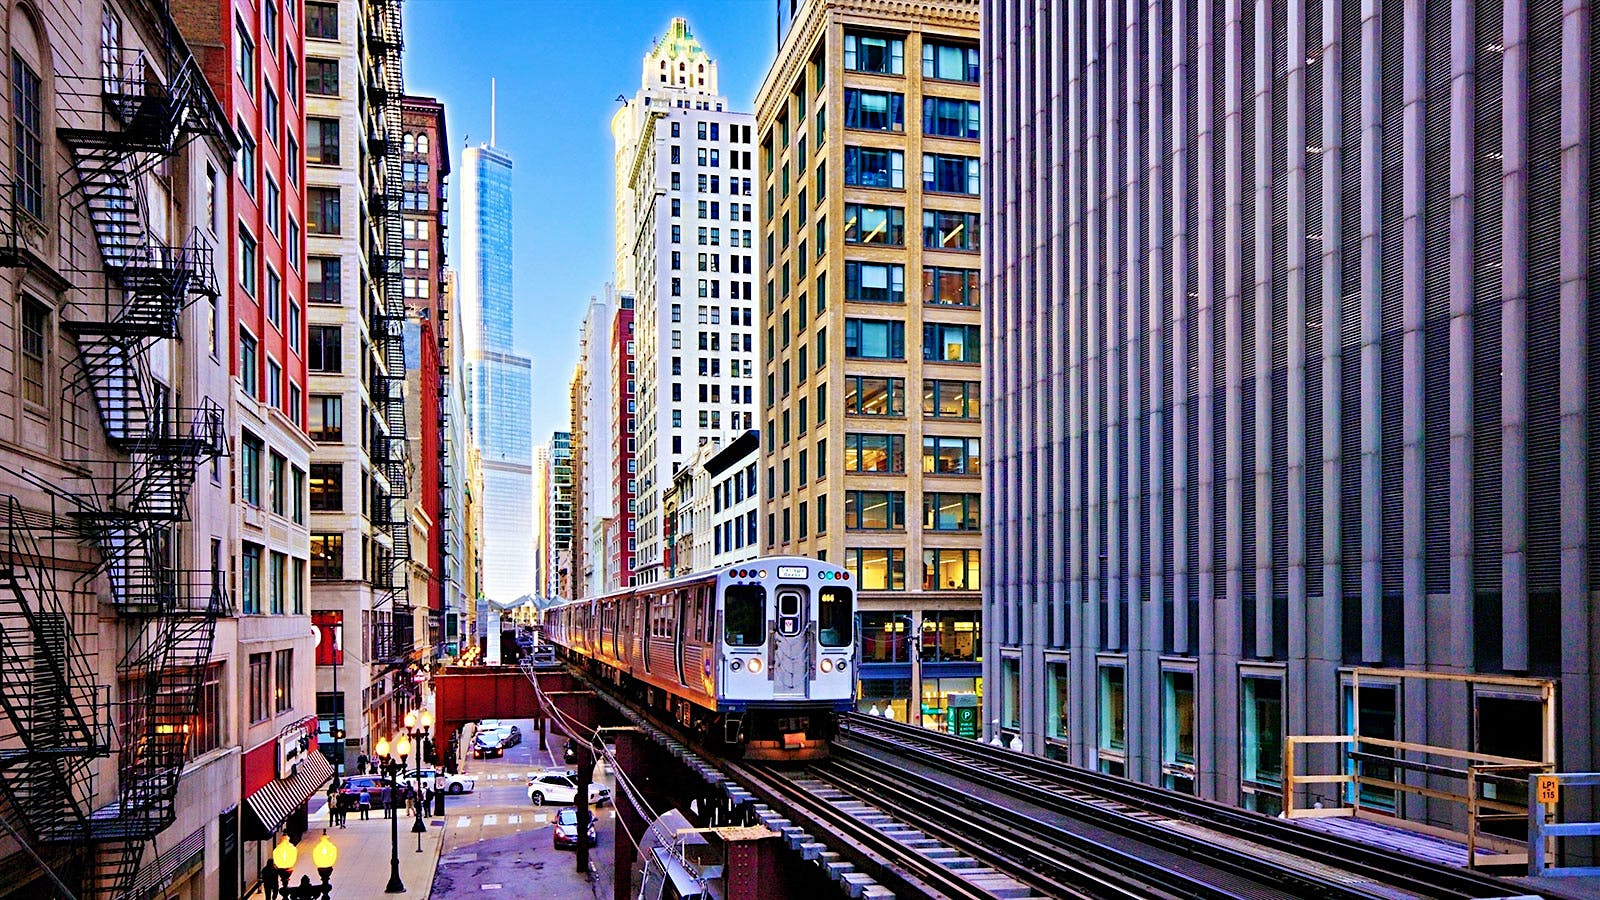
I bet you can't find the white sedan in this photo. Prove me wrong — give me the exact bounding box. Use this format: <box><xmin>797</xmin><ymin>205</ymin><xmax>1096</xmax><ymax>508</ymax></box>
<box><xmin>527</xmin><ymin>770</ymin><xmax>610</xmax><ymax>807</ymax></box>
<box><xmin>409</xmin><ymin>768</ymin><xmax>477</xmax><ymax>794</ymax></box>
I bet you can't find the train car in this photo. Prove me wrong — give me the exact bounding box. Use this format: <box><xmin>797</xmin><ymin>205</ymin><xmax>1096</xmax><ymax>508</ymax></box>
<box><xmin>544</xmin><ymin>556</ymin><xmax>855</xmax><ymax>760</ymax></box>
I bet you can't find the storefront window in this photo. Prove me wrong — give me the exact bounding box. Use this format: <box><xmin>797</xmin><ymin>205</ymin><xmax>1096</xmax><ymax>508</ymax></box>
<box><xmin>858</xmin><ymin>677</ymin><xmax>911</xmax><ymax>721</ymax></box>
<box><xmin>1000</xmin><ymin>657</ymin><xmax>1020</xmax><ymax>730</ymax></box>
<box><xmin>919</xmin><ymin>610</ymin><xmax>979</xmax><ymax>661</ymax></box>
<box><xmin>1241</xmin><ymin>675</ymin><xmax>1284</xmax><ymax>814</ymax></box>
<box><xmin>1046</xmin><ymin>661</ymin><xmax>1071</xmax><ymax>740</ymax></box>
<box><xmin>1098</xmin><ymin>665</ymin><xmax>1126</xmax><ymax>775</ymax></box>
<box><xmin>1162</xmin><ymin>670</ymin><xmax>1197</xmax><ymax>793</ymax></box>
<box><xmin>919</xmin><ymin>676</ymin><xmax>978</xmax><ymax>731</ymax></box>
<box><xmin>857</xmin><ymin>611</ymin><xmax>910</xmax><ymax>662</ymax></box>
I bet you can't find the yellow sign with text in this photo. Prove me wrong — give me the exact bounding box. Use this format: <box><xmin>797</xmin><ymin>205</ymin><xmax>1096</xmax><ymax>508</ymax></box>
<box><xmin>1537</xmin><ymin>775</ymin><xmax>1560</xmax><ymax>807</ymax></box>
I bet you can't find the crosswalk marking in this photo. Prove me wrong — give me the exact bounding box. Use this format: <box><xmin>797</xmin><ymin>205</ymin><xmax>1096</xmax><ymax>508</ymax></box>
<box><xmin>456</xmin><ymin>816</ymin><xmax>470</xmax><ymax>827</ymax></box>
<box><xmin>534</xmin><ymin>814</ymin><xmax>547</xmax><ymax>824</ymax></box>
<box><xmin>507</xmin><ymin>815</ymin><xmax>520</xmax><ymax>825</ymax></box>
<box><xmin>483</xmin><ymin>814</ymin><xmax>498</xmax><ymax>826</ymax></box>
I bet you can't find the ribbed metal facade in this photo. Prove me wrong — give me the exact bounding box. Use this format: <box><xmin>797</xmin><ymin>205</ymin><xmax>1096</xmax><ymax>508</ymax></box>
<box><xmin>982</xmin><ymin>0</ymin><xmax>1599</xmax><ymax>821</ymax></box>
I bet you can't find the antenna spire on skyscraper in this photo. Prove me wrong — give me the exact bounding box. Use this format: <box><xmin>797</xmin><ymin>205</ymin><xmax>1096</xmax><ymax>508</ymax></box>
<box><xmin>490</xmin><ymin>77</ymin><xmax>497</xmax><ymax>147</ymax></box>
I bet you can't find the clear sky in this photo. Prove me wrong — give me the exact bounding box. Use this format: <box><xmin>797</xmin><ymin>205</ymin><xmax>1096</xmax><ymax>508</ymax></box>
<box><xmin>404</xmin><ymin>0</ymin><xmax>779</xmax><ymax>443</ymax></box>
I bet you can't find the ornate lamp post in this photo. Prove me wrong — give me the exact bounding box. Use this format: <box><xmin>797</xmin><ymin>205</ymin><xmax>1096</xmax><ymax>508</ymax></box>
<box><xmin>272</xmin><ymin>833</ymin><xmax>338</xmax><ymax>899</ymax></box>
<box><xmin>374</xmin><ymin>733</ymin><xmax>411</xmax><ymax>893</ymax></box>
<box><xmin>402</xmin><ymin>708</ymin><xmax>434</xmax><ymax>847</ymax></box>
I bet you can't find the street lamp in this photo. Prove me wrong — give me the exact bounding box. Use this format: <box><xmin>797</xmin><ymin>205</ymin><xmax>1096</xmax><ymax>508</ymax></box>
<box><xmin>272</xmin><ymin>833</ymin><xmax>338</xmax><ymax>899</ymax></box>
<box><xmin>401</xmin><ymin>708</ymin><xmax>434</xmax><ymax>846</ymax></box>
<box><xmin>374</xmin><ymin>734</ymin><xmax>408</xmax><ymax>893</ymax></box>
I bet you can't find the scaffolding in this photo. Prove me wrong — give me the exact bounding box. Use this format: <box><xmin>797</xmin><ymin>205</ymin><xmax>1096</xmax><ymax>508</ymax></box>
<box><xmin>0</xmin><ymin>17</ymin><xmax>228</xmax><ymax>899</ymax></box>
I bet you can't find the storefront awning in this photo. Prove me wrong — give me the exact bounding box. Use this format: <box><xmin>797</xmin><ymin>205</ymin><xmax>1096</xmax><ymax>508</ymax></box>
<box><xmin>242</xmin><ymin>751</ymin><xmax>333</xmax><ymax>839</ymax></box>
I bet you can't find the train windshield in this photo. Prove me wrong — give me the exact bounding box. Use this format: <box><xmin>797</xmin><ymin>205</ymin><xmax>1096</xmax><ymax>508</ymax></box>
<box><xmin>724</xmin><ymin>585</ymin><xmax>767</xmax><ymax>647</ymax></box>
<box><xmin>818</xmin><ymin>587</ymin><xmax>853</xmax><ymax>647</ymax></box>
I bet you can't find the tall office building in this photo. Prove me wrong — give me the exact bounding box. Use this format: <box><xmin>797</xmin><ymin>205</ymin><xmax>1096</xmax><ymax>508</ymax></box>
<box><xmin>982</xmin><ymin>0</ymin><xmax>1599</xmax><ymax>836</ymax></box>
<box><xmin>758</xmin><ymin>0</ymin><xmax>984</xmax><ymax>729</ymax></box>
<box><xmin>614</xmin><ymin>19</ymin><xmax>759</xmax><ymax>585</ymax></box>
<box><xmin>463</xmin><ymin>136</ymin><xmax>536</xmax><ymax>604</ymax></box>
<box><xmin>610</xmin><ymin>298</ymin><xmax>639</xmax><ymax>587</ymax></box>
<box><xmin>577</xmin><ymin>293</ymin><xmax>617</xmax><ymax>597</ymax></box>
<box><xmin>548</xmin><ymin>432</ymin><xmax>575</xmax><ymax>596</ymax></box>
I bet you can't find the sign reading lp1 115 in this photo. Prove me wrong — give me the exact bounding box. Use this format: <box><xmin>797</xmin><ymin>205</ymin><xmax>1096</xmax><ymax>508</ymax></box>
<box><xmin>777</xmin><ymin>565</ymin><xmax>808</xmax><ymax>579</ymax></box>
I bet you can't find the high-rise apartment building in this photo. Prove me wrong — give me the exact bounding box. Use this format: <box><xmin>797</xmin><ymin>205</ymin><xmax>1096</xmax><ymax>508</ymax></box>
<box><xmin>982</xmin><ymin>0</ymin><xmax>1599</xmax><ymax>837</ymax></box>
<box><xmin>758</xmin><ymin>0</ymin><xmax>983</xmax><ymax>728</ymax></box>
<box><xmin>548</xmin><ymin>431</ymin><xmax>575</xmax><ymax>596</ymax></box>
<box><xmin>304</xmin><ymin>0</ymin><xmax>414</xmax><ymax>771</ymax></box>
<box><xmin>532</xmin><ymin>443</ymin><xmax>552</xmax><ymax>596</ymax></box>
<box><xmin>463</xmin><ymin>140</ymin><xmax>536</xmax><ymax>604</ymax></box>
<box><xmin>610</xmin><ymin>299</ymin><xmax>639</xmax><ymax>587</ymax></box>
<box><xmin>577</xmin><ymin>293</ymin><xmax>616</xmax><ymax>597</ymax></box>
<box><xmin>614</xmin><ymin>19</ymin><xmax>759</xmax><ymax>585</ymax></box>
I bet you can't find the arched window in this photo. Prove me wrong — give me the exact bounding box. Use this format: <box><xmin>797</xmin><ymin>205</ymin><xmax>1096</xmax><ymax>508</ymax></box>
<box><xmin>11</xmin><ymin>4</ymin><xmax>49</xmax><ymax>218</ymax></box>
<box><xmin>402</xmin><ymin>133</ymin><xmax>415</xmax><ymax>154</ymax></box>
<box><xmin>416</xmin><ymin>133</ymin><xmax>429</xmax><ymax>154</ymax></box>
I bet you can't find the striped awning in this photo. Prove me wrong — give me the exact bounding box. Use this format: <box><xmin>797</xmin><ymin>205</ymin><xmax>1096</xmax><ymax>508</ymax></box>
<box><xmin>243</xmin><ymin>751</ymin><xmax>334</xmax><ymax>839</ymax></box>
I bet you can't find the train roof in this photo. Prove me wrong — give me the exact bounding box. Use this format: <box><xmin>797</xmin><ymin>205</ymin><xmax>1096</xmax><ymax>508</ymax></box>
<box><xmin>546</xmin><ymin>556</ymin><xmax>846</xmax><ymax>614</ymax></box>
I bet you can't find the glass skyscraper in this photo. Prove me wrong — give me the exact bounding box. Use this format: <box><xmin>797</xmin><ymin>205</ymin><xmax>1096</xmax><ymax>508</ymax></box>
<box><xmin>463</xmin><ymin>142</ymin><xmax>536</xmax><ymax>603</ymax></box>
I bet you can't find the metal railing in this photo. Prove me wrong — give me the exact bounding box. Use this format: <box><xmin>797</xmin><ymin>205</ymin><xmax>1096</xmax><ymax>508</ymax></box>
<box><xmin>1528</xmin><ymin>772</ymin><xmax>1600</xmax><ymax>878</ymax></box>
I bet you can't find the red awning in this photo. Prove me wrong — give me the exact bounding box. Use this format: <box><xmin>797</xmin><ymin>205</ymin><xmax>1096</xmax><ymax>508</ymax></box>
<box><xmin>242</xmin><ymin>751</ymin><xmax>334</xmax><ymax>839</ymax></box>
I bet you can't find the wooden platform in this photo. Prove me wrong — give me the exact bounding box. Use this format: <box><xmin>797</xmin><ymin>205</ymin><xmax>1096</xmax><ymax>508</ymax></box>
<box><xmin>1294</xmin><ymin>813</ymin><xmax>1516</xmax><ymax>869</ymax></box>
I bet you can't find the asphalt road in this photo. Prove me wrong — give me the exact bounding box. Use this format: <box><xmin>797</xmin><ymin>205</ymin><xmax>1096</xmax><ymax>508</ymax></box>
<box><xmin>429</xmin><ymin>718</ymin><xmax>618</xmax><ymax>900</ymax></box>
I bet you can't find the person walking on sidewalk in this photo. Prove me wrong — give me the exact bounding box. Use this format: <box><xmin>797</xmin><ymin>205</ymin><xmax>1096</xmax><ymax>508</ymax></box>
<box><xmin>380</xmin><ymin>784</ymin><xmax>392</xmax><ymax>819</ymax></box>
<box><xmin>358</xmin><ymin>788</ymin><xmax>371</xmax><ymax>820</ymax></box>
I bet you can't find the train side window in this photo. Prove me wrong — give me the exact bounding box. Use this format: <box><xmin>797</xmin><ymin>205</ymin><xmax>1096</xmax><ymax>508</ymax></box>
<box><xmin>724</xmin><ymin>585</ymin><xmax>767</xmax><ymax>647</ymax></box>
<box><xmin>819</xmin><ymin>588</ymin><xmax>853</xmax><ymax>647</ymax></box>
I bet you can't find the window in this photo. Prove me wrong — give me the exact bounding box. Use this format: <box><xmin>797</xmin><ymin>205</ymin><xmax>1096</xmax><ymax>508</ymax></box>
<box><xmin>308</xmin><ymin>325</ymin><xmax>342</xmax><ymax>372</ymax></box>
<box><xmin>923</xmin><ymin>267</ymin><xmax>980</xmax><ymax>306</ymax></box>
<box><xmin>843</xmin><ymin>204</ymin><xmax>904</xmax><ymax>246</ymax></box>
<box><xmin>285</xmin><ymin>51</ymin><xmax>299</xmax><ymax>104</ymax></box>
<box><xmin>307</xmin><ymin>57</ymin><xmax>338</xmax><ymax>94</ymax></box>
<box><xmin>288</xmin><ymin>218</ymin><xmax>301</xmax><ymax>271</ymax></box>
<box><xmin>724</xmin><ymin>585</ymin><xmax>766</xmax><ymax>646</ymax></box>
<box><xmin>11</xmin><ymin>54</ymin><xmax>43</xmax><ymax>218</ymax></box>
<box><xmin>269</xmin><ymin>449</ymin><xmax>287</xmax><ymax>515</ymax></box>
<box><xmin>845</xmin><ymin>319</ymin><xmax>905</xmax><ymax>359</ymax></box>
<box><xmin>308</xmin><ymin>187</ymin><xmax>340</xmax><ymax>235</ymax></box>
<box><xmin>308</xmin><ymin>255</ymin><xmax>341</xmax><ymax>303</ymax></box>
<box><xmin>923</xmin><ymin>40</ymin><xmax>980</xmax><ymax>82</ymax></box>
<box><xmin>238</xmin><ymin>228</ymin><xmax>258</xmax><ymax>295</ymax></box>
<box><xmin>844</xmin><ymin>375</ymin><xmax>904</xmax><ymax>416</ymax></box>
<box><xmin>265</xmin><ymin>264</ymin><xmax>282</xmax><ymax>323</ymax></box>
<box><xmin>234</xmin><ymin>18</ymin><xmax>255</xmax><ymax>93</ymax></box>
<box><xmin>248</xmin><ymin>652</ymin><xmax>271</xmax><ymax>723</ymax></box>
<box><xmin>287</xmin><ymin>298</ymin><xmax>301</xmax><ymax>354</ymax></box>
<box><xmin>263</xmin><ymin>0</ymin><xmax>279</xmax><ymax>46</ymax></box>
<box><xmin>306</xmin><ymin>1</ymin><xmax>338</xmax><ymax>39</ymax></box>
<box><xmin>920</xmin><ymin>610</ymin><xmax>979</xmax><ymax>660</ymax></box>
<box><xmin>269</xmin><ymin>551</ymin><xmax>286</xmax><ymax>614</ymax></box>
<box><xmin>263</xmin><ymin>86</ymin><xmax>279</xmax><ymax>145</ymax></box>
<box><xmin>287</xmin><ymin>136</ymin><xmax>300</xmax><ymax>184</ymax></box>
<box><xmin>924</xmin><ymin>322</ymin><xmax>981</xmax><ymax>362</ymax></box>
<box><xmin>859</xmin><ymin>611</ymin><xmax>910</xmax><ymax>662</ymax></box>
<box><xmin>923</xmin><ymin>435</ymin><xmax>981</xmax><ymax>475</ymax></box>
<box><xmin>188</xmin><ymin>665</ymin><xmax>223</xmax><ymax>760</ymax></box>
<box><xmin>238</xmin><ymin>124</ymin><xmax>257</xmax><ymax>195</ymax></box>
<box><xmin>275</xmin><ymin>649</ymin><xmax>294</xmax><ymax>713</ymax></box>
<box><xmin>924</xmin><ymin>492</ymin><xmax>981</xmax><ymax>531</ymax></box>
<box><xmin>1241</xmin><ymin>676</ymin><xmax>1285</xmax><ymax>814</ymax></box>
<box><xmin>843</xmin><ymin>146</ymin><xmax>904</xmax><ymax>188</ymax></box>
<box><xmin>307</xmin><ymin>117</ymin><xmax>340</xmax><ymax>164</ymax></box>
<box><xmin>819</xmin><ymin>588</ymin><xmax>853</xmax><ymax>647</ymax></box>
<box><xmin>309</xmin><ymin>463</ymin><xmax>342</xmax><ymax>511</ymax></box>
<box><xmin>923</xmin><ymin>548</ymin><xmax>979</xmax><ymax>590</ymax></box>
<box><xmin>291</xmin><ymin>466</ymin><xmax>305</xmax><ymax>524</ymax></box>
<box><xmin>843</xmin><ymin>32</ymin><xmax>904</xmax><ymax>74</ymax></box>
<box><xmin>845</xmin><ymin>433</ymin><xmax>905</xmax><ymax>472</ymax></box>
<box><xmin>310</xmin><ymin>533</ymin><xmax>343</xmax><ymax>579</ymax></box>
<box><xmin>845</xmin><ymin>262</ymin><xmax>905</xmax><ymax>303</ymax></box>
<box><xmin>923</xmin><ymin>379</ymin><xmax>980</xmax><ymax>418</ymax></box>
<box><xmin>843</xmin><ymin>89</ymin><xmax>904</xmax><ymax>131</ymax></box>
<box><xmin>845</xmin><ymin>491</ymin><xmax>905</xmax><ymax>530</ymax></box>
<box><xmin>845</xmin><ymin>548</ymin><xmax>905</xmax><ymax>590</ymax></box>
<box><xmin>19</xmin><ymin>298</ymin><xmax>46</xmax><ymax>406</ymax></box>
<box><xmin>240</xmin><ymin>433</ymin><xmax>263</xmax><ymax>506</ymax></box>
<box><xmin>241</xmin><ymin>543</ymin><xmax>263</xmax><ymax>615</ymax></box>
<box><xmin>928</xmin><ymin>208</ymin><xmax>972</xmax><ymax>249</ymax></box>
<box><xmin>240</xmin><ymin>330</ymin><xmax>259</xmax><ymax>395</ymax></box>
<box><xmin>310</xmin><ymin>395</ymin><xmax>342</xmax><ymax>442</ymax></box>
<box><xmin>1099</xmin><ymin>666</ymin><xmax>1127</xmax><ymax>775</ymax></box>
<box><xmin>923</xmin><ymin>96</ymin><xmax>981</xmax><ymax>138</ymax></box>
<box><xmin>923</xmin><ymin>153</ymin><xmax>980</xmax><ymax>194</ymax></box>
<box><xmin>1162</xmin><ymin>670</ymin><xmax>1198</xmax><ymax>793</ymax></box>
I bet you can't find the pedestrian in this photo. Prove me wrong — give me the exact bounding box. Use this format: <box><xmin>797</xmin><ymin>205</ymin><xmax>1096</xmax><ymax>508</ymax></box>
<box><xmin>324</xmin><ymin>782</ymin><xmax>339</xmax><ymax>825</ymax></box>
<box><xmin>358</xmin><ymin>788</ymin><xmax>371</xmax><ymax>821</ymax></box>
<box><xmin>380</xmin><ymin>784</ymin><xmax>392</xmax><ymax>819</ymax></box>
<box><xmin>356</xmin><ymin>753</ymin><xmax>369</xmax><ymax>775</ymax></box>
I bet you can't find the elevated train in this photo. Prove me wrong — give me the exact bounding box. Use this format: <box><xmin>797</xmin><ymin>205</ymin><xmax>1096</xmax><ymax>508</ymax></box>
<box><xmin>543</xmin><ymin>557</ymin><xmax>855</xmax><ymax>760</ymax></box>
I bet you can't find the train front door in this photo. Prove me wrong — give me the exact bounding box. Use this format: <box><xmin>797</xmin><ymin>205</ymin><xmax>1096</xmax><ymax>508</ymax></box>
<box><xmin>771</xmin><ymin>587</ymin><xmax>809</xmax><ymax>698</ymax></box>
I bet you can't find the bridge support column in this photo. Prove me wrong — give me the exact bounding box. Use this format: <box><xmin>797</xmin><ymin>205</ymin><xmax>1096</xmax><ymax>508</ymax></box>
<box><xmin>613</xmin><ymin>731</ymin><xmax>650</xmax><ymax>900</ymax></box>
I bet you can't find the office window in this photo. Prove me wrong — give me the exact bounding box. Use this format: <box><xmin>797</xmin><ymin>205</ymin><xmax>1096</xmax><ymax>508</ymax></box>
<box><xmin>11</xmin><ymin>54</ymin><xmax>43</xmax><ymax>217</ymax></box>
<box><xmin>308</xmin><ymin>187</ymin><xmax>340</xmax><ymax>234</ymax></box>
<box><xmin>845</xmin><ymin>433</ymin><xmax>905</xmax><ymax>473</ymax></box>
<box><xmin>275</xmin><ymin>649</ymin><xmax>294</xmax><ymax>713</ymax></box>
<box><xmin>843</xmin><ymin>32</ymin><xmax>904</xmax><ymax>74</ymax></box>
<box><xmin>248</xmin><ymin>652</ymin><xmax>270</xmax><ymax>722</ymax></box>
<box><xmin>310</xmin><ymin>533</ymin><xmax>343</xmax><ymax>579</ymax></box>
<box><xmin>269</xmin><ymin>551</ymin><xmax>286</xmax><ymax>614</ymax></box>
<box><xmin>285</xmin><ymin>51</ymin><xmax>299</xmax><ymax>104</ymax></box>
<box><xmin>845</xmin><ymin>491</ymin><xmax>905</xmax><ymax>530</ymax></box>
<box><xmin>924</xmin><ymin>379</ymin><xmax>980</xmax><ymax>418</ymax></box>
<box><xmin>268</xmin><ymin>449</ymin><xmax>287</xmax><ymax>515</ymax></box>
<box><xmin>188</xmin><ymin>665</ymin><xmax>223</xmax><ymax>760</ymax></box>
<box><xmin>923</xmin><ymin>153</ymin><xmax>981</xmax><ymax>195</ymax></box>
<box><xmin>923</xmin><ymin>266</ymin><xmax>980</xmax><ymax>306</ymax></box>
<box><xmin>843</xmin><ymin>89</ymin><xmax>905</xmax><ymax>131</ymax></box>
<box><xmin>843</xmin><ymin>146</ymin><xmax>904</xmax><ymax>188</ymax></box>
<box><xmin>238</xmin><ymin>123</ymin><xmax>256</xmax><ymax>195</ymax></box>
<box><xmin>1240</xmin><ymin>676</ymin><xmax>1285</xmax><ymax>815</ymax></box>
<box><xmin>310</xmin><ymin>394</ymin><xmax>343</xmax><ymax>443</ymax></box>
<box><xmin>1099</xmin><ymin>666</ymin><xmax>1127</xmax><ymax>775</ymax></box>
<box><xmin>265</xmin><ymin>265</ymin><xmax>282</xmax><ymax>325</ymax></box>
<box><xmin>920</xmin><ymin>610</ymin><xmax>979</xmax><ymax>660</ymax></box>
<box><xmin>923</xmin><ymin>548</ymin><xmax>979</xmax><ymax>591</ymax></box>
<box><xmin>923</xmin><ymin>40</ymin><xmax>981</xmax><ymax>82</ymax></box>
<box><xmin>923</xmin><ymin>96</ymin><xmax>981</xmax><ymax>138</ymax></box>
<box><xmin>845</xmin><ymin>262</ymin><xmax>905</xmax><ymax>304</ymax></box>
<box><xmin>923</xmin><ymin>435</ymin><xmax>981</xmax><ymax>475</ymax></box>
<box><xmin>291</xmin><ymin>465</ymin><xmax>305</xmax><ymax>524</ymax></box>
<box><xmin>1047</xmin><ymin>662</ymin><xmax>1072</xmax><ymax>743</ymax></box>
<box><xmin>234</xmin><ymin>18</ymin><xmax>255</xmax><ymax>92</ymax></box>
<box><xmin>843</xmin><ymin>204</ymin><xmax>904</xmax><ymax>245</ymax></box>
<box><xmin>1162</xmin><ymin>670</ymin><xmax>1198</xmax><ymax>793</ymax></box>
<box><xmin>845</xmin><ymin>319</ymin><xmax>905</xmax><ymax>359</ymax></box>
<box><xmin>240</xmin><ymin>330</ymin><xmax>258</xmax><ymax>395</ymax></box>
<box><xmin>923</xmin><ymin>492</ymin><xmax>981</xmax><ymax>531</ymax></box>
<box><xmin>240</xmin><ymin>433</ymin><xmax>263</xmax><ymax>507</ymax></box>
<box><xmin>923</xmin><ymin>322</ymin><xmax>981</xmax><ymax>363</ymax></box>
<box><xmin>844</xmin><ymin>375</ymin><xmax>904</xmax><ymax>416</ymax></box>
<box><xmin>307</xmin><ymin>57</ymin><xmax>338</xmax><ymax>95</ymax></box>
<box><xmin>287</xmin><ymin>135</ymin><xmax>300</xmax><ymax>184</ymax></box>
<box><xmin>845</xmin><ymin>547</ymin><xmax>905</xmax><ymax>590</ymax></box>
<box><xmin>238</xmin><ymin>228</ymin><xmax>258</xmax><ymax>295</ymax></box>
<box><xmin>19</xmin><ymin>298</ymin><xmax>47</xmax><ymax>406</ymax></box>
<box><xmin>306</xmin><ymin>1</ymin><xmax>337</xmax><ymax>38</ymax></box>
<box><xmin>308</xmin><ymin>325</ymin><xmax>341</xmax><ymax>372</ymax></box>
<box><xmin>263</xmin><ymin>86</ymin><xmax>279</xmax><ymax>145</ymax></box>
<box><xmin>308</xmin><ymin>256</ymin><xmax>341</xmax><ymax>303</ymax></box>
<box><xmin>241</xmin><ymin>544</ymin><xmax>263</xmax><ymax>616</ymax></box>
<box><xmin>309</xmin><ymin>463</ymin><xmax>342</xmax><ymax>511</ymax></box>
<box><xmin>307</xmin><ymin>117</ymin><xmax>340</xmax><ymax>165</ymax></box>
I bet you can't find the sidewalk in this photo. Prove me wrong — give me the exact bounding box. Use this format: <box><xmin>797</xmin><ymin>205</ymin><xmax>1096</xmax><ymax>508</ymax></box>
<box><xmin>276</xmin><ymin>798</ymin><xmax>444</xmax><ymax>897</ymax></box>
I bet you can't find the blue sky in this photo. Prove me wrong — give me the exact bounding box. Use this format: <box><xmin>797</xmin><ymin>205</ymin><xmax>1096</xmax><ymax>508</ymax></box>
<box><xmin>404</xmin><ymin>0</ymin><xmax>779</xmax><ymax>442</ymax></box>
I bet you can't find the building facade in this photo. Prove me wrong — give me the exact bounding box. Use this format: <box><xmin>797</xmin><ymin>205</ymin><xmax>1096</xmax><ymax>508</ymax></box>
<box><xmin>547</xmin><ymin>430</ymin><xmax>574</xmax><ymax>596</ymax></box>
<box><xmin>706</xmin><ymin>430</ymin><xmax>761</xmax><ymax>569</ymax></box>
<box><xmin>758</xmin><ymin>0</ymin><xmax>984</xmax><ymax>730</ymax></box>
<box><xmin>463</xmin><ymin>142</ymin><xmax>535</xmax><ymax>605</ymax></box>
<box><xmin>610</xmin><ymin>298</ymin><xmax>638</xmax><ymax>587</ymax></box>
<box><xmin>576</xmin><ymin>292</ymin><xmax>615</xmax><ymax>598</ymax></box>
<box><xmin>981</xmin><ymin>0</ymin><xmax>1600</xmax><ymax>836</ymax></box>
<box><xmin>614</xmin><ymin>18</ymin><xmax>758</xmax><ymax>585</ymax></box>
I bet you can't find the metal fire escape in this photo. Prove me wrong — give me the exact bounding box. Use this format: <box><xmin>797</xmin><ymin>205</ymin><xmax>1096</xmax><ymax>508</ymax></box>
<box><xmin>0</xmin><ymin>33</ymin><xmax>227</xmax><ymax>899</ymax></box>
<box><xmin>368</xmin><ymin>0</ymin><xmax>414</xmax><ymax>672</ymax></box>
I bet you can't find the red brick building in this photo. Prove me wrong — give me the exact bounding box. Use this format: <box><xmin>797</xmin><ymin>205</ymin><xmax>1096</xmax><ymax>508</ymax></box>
<box><xmin>611</xmin><ymin>301</ymin><xmax>636</xmax><ymax>585</ymax></box>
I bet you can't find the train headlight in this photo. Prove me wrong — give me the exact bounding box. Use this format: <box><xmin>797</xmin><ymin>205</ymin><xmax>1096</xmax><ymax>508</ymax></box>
<box><xmin>820</xmin><ymin>658</ymin><xmax>834</xmax><ymax>673</ymax></box>
<box><xmin>758</xmin><ymin>570</ymin><xmax>768</xmax><ymax>579</ymax></box>
<box><xmin>730</xmin><ymin>659</ymin><xmax>742</xmax><ymax>671</ymax></box>
<box><xmin>837</xmin><ymin>660</ymin><xmax>847</xmax><ymax>672</ymax></box>
<box><xmin>747</xmin><ymin>658</ymin><xmax>764</xmax><ymax>674</ymax></box>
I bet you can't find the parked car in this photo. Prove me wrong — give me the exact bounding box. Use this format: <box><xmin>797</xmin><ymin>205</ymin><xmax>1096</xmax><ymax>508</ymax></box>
<box><xmin>527</xmin><ymin>770</ymin><xmax>610</xmax><ymax>807</ymax></box>
<box><xmin>408</xmin><ymin>768</ymin><xmax>477</xmax><ymax>794</ymax></box>
<box><xmin>336</xmin><ymin>775</ymin><xmax>413</xmax><ymax>809</ymax></box>
<box><xmin>553</xmin><ymin>807</ymin><xmax>597</xmax><ymax>850</ymax></box>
